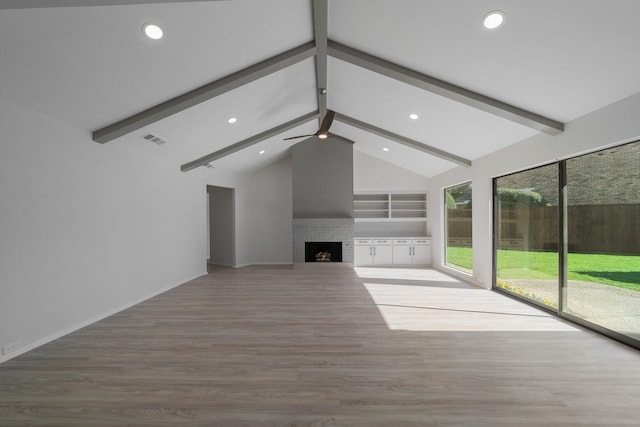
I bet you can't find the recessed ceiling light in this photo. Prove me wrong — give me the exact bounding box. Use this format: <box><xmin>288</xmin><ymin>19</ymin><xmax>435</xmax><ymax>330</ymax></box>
<box><xmin>227</xmin><ymin>117</ymin><xmax>237</xmax><ymax>124</ymax></box>
<box><xmin>142</xmin><ymin>23</ymin><xmax>163</xmax><ymax>40</ymax></box>
<box><xmin>483</xmin><ymin>11</ymin><xmax>505</xmax><ymax>29</ymax></box>
<box><xmin>409</xmin><ymin>113</ymin><xmax>419</xmax><ymax>120</ymax></box>
<box><xmin>259</xmin><ymin>150</ymin><xmax>266</xmax><ymax>155</ymax></box>
<box><xmin>383</xmin><ymin>147</ymin><xmax>390</xmax><ymax>152</ymax></box>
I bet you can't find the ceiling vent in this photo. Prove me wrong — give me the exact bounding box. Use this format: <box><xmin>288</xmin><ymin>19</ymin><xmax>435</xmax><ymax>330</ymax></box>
<box><xmin>140</xmin><ymin>133</ymin><xmax>167</xmax><ymax>145</ymax></box>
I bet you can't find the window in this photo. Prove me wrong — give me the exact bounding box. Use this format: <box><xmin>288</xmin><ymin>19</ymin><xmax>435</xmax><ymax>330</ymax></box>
<box><xmin>493</xmin><ymin>140</ymin><xmax>640</xmax><ymax>349</ymax></box>
<box><xmin>444</xmin><ymin>182</ymin><xmax>472</xmax><ymax>273</ymax></box>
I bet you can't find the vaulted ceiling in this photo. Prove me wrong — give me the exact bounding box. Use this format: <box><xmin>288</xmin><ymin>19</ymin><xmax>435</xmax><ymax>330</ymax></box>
<box><xmin>1</xmin><ymin>0</ymin><xmax>639</xmax><ymax>177</ymax></box>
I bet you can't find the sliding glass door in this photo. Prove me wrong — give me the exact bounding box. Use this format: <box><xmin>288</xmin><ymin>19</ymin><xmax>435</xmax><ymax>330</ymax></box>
<box><xmin>565</xmin><ymin>143</ymin><xmax>640</xmax><ymax>341</ymax></box>
<box><xmin>494</xmin><ymin>164</ymin><xmax>559</xmax><ymax>309</ymax></box>
<box><xmin>494</xmin><ymin>140</ymin><xmax>640</xmax><ymax>348</ymax></box>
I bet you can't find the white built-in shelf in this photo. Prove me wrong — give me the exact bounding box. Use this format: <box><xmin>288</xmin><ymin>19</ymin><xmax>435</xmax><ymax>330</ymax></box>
<box><xmin>354</xmin><ymin>192</ymin><xmax>427</xmax><ymax>221</ymax></box>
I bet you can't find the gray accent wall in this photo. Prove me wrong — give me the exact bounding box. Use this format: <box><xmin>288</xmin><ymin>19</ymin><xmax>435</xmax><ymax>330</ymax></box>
<box><xmin>291</xmin><ymin>135</ymin><xmax>354</xmax><ymax>219</ymax></box>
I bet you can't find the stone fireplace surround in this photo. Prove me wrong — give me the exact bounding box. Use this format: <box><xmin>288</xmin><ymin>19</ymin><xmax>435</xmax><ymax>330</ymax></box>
<box><xmin>293</xmin><ymin>218</ymin><xmax>354</xmax><ymax>264</ymax></box>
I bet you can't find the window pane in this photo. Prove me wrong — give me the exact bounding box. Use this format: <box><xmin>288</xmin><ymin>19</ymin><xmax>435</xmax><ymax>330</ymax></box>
<box><xmin>495</xmin><ymin>165</ymin><xmax>559</xmax><ymax>309</ymax></box>
<box><xmin>565</xmin><ymin>142</ymin><xmax>640</xmax><ymax>338</ymax></box>
<box><xmin>444</xmin><ymin>182</ymin><xmax>472</xmax><ymax>273</ymax></box>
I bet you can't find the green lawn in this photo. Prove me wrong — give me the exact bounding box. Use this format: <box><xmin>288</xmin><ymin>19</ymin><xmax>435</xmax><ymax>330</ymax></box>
<box><xmin>446</xmin><ymin>246</ymin><xmax>640</xmax><ymax>291</ymax></box>
<box><xmin>445</xmin><ymin>246</ymin><xmax>473</xmax><ymax>271</ymax></box>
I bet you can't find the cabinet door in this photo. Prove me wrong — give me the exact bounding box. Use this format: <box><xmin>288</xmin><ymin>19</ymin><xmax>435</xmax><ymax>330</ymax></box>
<box><xmin>412</xmin><ymin>244</ymin><xmax>431</xmax><ymax>265</ymax></box>
<box><xmin>354</xmin><ymin>245</ymin><xmax>373</xmax><ymax>266</ymax></box>
<box><xmin>392</xmin><ymin>245</ymin><xmax>413</xmax><ymax>265</ymax></box>
<box><xmin>372</xmin><ymin>244</ymin><xmax>393</xmax><ymax>265</ymax></box>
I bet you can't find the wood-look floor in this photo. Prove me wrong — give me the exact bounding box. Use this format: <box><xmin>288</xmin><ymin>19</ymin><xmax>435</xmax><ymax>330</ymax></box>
<box><xmin>1</xmin><ymin>264</ymin><xmax>640</xmax><ymax>426</ymax></box>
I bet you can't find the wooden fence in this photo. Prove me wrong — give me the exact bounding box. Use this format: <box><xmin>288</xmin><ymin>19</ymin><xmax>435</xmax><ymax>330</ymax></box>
<box><xmin>447</xmin><ymin>204</ymin><xmax>640</xmax><ymax>255</ymax></box>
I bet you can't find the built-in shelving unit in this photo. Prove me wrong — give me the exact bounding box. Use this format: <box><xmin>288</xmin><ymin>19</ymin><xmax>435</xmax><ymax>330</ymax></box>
<box><xmin>390</xmin><ymin>193</ymin><xmax>427</xmax><ymax>219</ymax></box>
<box><xmin>354</xmin><ymin>193</ymin><xmax>427</xmax><ymax>221</ymax></box>
<box><xmin>354</xmin><ymin>192</ymin><xmax>428</xmax><ymax>238</ymax></box>
<box><xmin>353</xmin><ymin>193</ymin><xmax>389</xmax><ymax>219</ymax></box>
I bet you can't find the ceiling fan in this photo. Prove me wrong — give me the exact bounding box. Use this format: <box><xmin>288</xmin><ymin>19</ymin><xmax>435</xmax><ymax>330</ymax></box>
<box><xmin>284</xmin><ymin>110</ymin><xmax>335</xmax><ymax>140</ymax></box>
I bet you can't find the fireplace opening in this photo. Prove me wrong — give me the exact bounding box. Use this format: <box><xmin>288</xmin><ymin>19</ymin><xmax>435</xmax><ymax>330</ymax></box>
<box><xmin>305</xmin><ymin>241</ymin><xmax>343</xmax><ymax>263</ymax></box>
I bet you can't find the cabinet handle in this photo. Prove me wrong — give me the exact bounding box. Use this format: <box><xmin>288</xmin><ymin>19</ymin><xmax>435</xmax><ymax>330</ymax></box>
<box><xmin>369</xmin><ymin>247</ymin><xmax>373</xmax><ymax>256</ymax></box>
<box><xmin>373</xmin><ymin>246</ymin><xmax>376</xmax><ymax>256</ymax></box>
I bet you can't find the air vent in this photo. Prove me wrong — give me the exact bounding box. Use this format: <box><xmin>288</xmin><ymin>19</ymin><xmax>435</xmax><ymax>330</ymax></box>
<box><xmin>140</xmin><ymin>133</ymin><xmax>167</xmax><ymax>145</ymax></box>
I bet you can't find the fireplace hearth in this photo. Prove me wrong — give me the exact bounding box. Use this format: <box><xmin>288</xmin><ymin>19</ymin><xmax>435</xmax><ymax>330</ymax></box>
<box><xmin>305</xmin><ymin>241</ymin><xmax>343</xmax><ymax>263</ymax></box>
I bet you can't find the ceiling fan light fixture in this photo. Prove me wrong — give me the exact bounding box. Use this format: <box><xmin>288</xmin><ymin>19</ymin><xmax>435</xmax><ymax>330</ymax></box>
<box><xmin>483</xmin><ymin>11</ymin><xmax>505</xmax><ymax>29</ymax></box>
<box><xmin>142</xmin><ymin>23</ymin><xmax>164</xmax><ymax>40</ymax></box>
<box><xmin>283</xmin><ymin>110</ymin><xmax>334</xmax><ymax>141</ymax></box>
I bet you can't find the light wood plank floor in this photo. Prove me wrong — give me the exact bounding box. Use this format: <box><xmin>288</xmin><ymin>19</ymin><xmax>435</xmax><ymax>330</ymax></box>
<box><xmin>1</xmin><ymin>265</ymin><xmax>640</xmax><ymax>426</ymax></box>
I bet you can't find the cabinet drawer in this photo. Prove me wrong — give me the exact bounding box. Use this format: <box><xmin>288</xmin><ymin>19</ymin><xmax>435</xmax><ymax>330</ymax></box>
<box><xmin>373</xmin><ymin>239</ymin><xmax>392</xmax><ymax>245</ymax></box>
<box><xmin>392</xmin><ymin>239</ymin><xmax>411</xmax><ymax>245</ymax></box>
<box><xmin>412</xmin><ymin>239</ymin><xmax>431</xmax><ymax>245</ymax></box>
<box><xmin>354</xmin><ymin>239</ymin><xmax>372</xmax><ymax>245</ymax></box>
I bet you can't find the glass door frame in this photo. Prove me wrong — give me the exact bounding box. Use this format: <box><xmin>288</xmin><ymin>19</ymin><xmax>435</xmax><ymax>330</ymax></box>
<box><xmin>492</xmin><ymin>153</ymin><xmax>640</xmax><ymax>351</ymax></box>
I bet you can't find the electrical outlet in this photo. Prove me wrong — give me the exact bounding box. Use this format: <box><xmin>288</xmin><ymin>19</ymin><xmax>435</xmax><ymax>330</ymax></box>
<box><xmin>2</xmin><ymin>339</ymin><xmax>22</xmax><ymax>356</ymax></box>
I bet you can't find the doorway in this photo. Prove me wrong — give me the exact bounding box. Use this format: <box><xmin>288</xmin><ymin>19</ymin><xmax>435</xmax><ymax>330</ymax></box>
<box><xmin>207</xmin><ymin>185</ymin><xmax>235</xmax><ymax>268</ymax></box>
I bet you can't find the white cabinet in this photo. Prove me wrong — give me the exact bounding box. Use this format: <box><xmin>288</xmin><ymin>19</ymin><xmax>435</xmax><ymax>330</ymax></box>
<box><xmin>411</xmin><ymin>239</ymin><xmax>432</xmax><ymax>265</ymax></box>
<box><xmin>354</xmin><ymin>239</ymin><xmax>393</xmax><ymax>266</ymax></box>
<box><xmin>356</xmin><ymin>237</ymin><xmax>432</xmax><ymax>267</ymax></box>
<box><xmin>392</xmin><ymin>238</ymin><xmax>431</xmax><ymax>265</ymax></box>
<box><xmin>354</xmin><ymin>244</ymin><xmax>374</xmax><ymax>266</ymax></box>
<box><xmin>391</xmin><ymin>239</ymin><xmax>413</xmax><ymax>264</ymax></box>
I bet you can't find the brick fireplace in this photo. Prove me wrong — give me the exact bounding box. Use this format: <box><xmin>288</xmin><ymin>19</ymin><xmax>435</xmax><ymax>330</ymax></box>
<box><xmin>293</xmin><ymin>218</ymin><xmax>354</xmax><ymax>263</ymax></box>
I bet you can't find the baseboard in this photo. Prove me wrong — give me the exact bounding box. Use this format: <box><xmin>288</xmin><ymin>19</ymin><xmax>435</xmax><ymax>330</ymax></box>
<box><xmin>0</xmin><ymin>271</ymin><xmax>207</xmax><ymax>365</ymax></box>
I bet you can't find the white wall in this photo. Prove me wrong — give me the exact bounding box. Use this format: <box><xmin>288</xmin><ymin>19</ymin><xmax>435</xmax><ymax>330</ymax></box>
<box><xmin>205</xmin><ymin>156</ymin><xmax>293</xmax><ymax>267</ymax></box>
<box><xmin>354</xmin><ymin>149</ymin><xmax>429</xmax><ymax>192</ymax></box>
<box><xmin>428</xmin><ymin>92</ymin><xmax>640</xmax><ymax>288</ymax></box>
<box><xmin>245</xmin><ymin>156</ymin><xmax>293</xmax><ymax>265</ymax></box>
<box><xmin>0</xmin><ymin>97</ymin><xmax>208</xmax><ymax>363</ymax></box>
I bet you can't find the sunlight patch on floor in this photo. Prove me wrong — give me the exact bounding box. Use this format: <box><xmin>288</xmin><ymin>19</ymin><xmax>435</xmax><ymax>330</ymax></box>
<box><xmin>363</xmin><ymin>282</ymin><xmax>579</xmax><ymax>332</ymax></box>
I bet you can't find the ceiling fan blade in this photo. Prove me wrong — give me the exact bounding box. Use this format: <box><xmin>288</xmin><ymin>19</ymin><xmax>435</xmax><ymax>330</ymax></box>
<box><xmin>318</xmin><ymin>110</ymin><xmax>335</xmax><ymax>134</ymax></box>
<box><xmin>283</xmin><ymin>111</ymin><xmax>335</xmax><ymax>141</ymax></box>
<box><xmin>283</xmin><ymin>134</ymin><xmax>314</xmax><ymax>140</ymax></box>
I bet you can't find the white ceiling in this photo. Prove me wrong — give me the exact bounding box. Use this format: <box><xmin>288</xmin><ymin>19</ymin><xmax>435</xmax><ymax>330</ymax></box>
<box><xmin>1</xmin><ymin>0</ymin><xmax>639</xmax><ymax>177</ymax></box>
